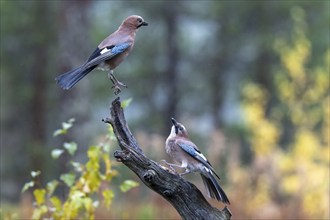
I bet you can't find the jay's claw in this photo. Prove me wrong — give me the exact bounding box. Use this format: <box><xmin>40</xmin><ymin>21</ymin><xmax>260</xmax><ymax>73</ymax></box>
<box><xmin>109</xmin><ymin>72</ymin><xmax>127</xmax><ymax>95</ymax></box>
<box><xmin>113</xmin><ymin>85</ymin><xmax>122</xmax><ymax>95</ymax></box>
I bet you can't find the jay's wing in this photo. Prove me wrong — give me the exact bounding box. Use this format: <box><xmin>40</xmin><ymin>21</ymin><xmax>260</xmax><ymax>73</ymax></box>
<box><xmin>83</xmin><ymin>42</ymin><xmax>131</xmax><ymax>69</ymax></box>
<box><xmin>177</xmin><ymin>142</ymin><xmax>220</xmax><ymax>179</ymax></box>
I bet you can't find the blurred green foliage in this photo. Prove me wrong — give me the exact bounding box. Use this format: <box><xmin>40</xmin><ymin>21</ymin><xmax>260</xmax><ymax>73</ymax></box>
<box><xmin>1</xmin><ymin>0</ymin><xmax>329</xmax><ymax>219</ymax></box>
<box><xmin>19</xmin><ymin>118</ymin><xmax>138</xmax><ymax>220</ymax></box>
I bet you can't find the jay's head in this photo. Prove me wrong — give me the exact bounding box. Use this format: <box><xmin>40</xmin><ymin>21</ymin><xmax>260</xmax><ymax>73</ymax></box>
<box><xmin>170</xmin><ymin>118</ymin><xmax>188</xmax><ymax>138</ymax></box>
<box><xmin>122</xmin><ymin>15</ymin><xmax>148</xmax><ymax>30</ymax></box>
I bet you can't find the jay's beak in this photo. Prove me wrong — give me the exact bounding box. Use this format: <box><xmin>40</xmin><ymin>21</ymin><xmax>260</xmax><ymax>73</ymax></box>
<box><xmin>171</xmin><ymin>118</ymin><xmax>179</xmax><ymax>134</ymax></box>
<box><xmin>171</xmin><ymin>118</ymin><xmax>178</xmax><ymax>126</ymax></box>
<box><xmin>138</xmin><ymin>21</ymin><xmax>148</xmax><ymax>28</ymax></box>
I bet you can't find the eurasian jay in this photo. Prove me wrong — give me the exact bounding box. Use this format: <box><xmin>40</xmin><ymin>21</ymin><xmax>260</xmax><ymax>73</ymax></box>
<box><xmin>164</xmin><ymin>118</ymin><xmax>230</xmax><ymax>204</ymax></box>
<box><xmin>56</xmin><ymin>15</ymin><xmax>148</xmax><ymax>95</ymax></box>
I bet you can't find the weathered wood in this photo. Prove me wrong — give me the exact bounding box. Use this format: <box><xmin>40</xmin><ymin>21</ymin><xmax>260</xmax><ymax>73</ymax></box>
<box><xmin>102</xmin><ymin>97</ymin><xmax>231</xmax><ymax>220</ymax></box>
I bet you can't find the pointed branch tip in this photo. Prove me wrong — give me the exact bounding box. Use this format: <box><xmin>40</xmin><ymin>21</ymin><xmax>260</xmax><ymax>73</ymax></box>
<box><xmin>102</xmin><ymin>117</ymin><xmax>113</xmax><ymax>125</ymax></box>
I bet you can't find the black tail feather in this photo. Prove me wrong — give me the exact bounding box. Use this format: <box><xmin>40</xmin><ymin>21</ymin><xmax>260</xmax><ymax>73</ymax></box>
<box><xmin>55</xmin><ymin>66</ymin><xmax>95</xmax><ymax>90</ymax></box>
<box><xmin>201</xmin><ymin>173</ymin><xmax>230</xmax><ymax>204</ymax></box>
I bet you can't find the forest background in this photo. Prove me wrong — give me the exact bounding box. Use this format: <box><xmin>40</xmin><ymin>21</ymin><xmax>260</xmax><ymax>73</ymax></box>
<box><xmin>1</xmin><ymin>1</ymin><xmax>329</xmax><ymax>219</ymax></box>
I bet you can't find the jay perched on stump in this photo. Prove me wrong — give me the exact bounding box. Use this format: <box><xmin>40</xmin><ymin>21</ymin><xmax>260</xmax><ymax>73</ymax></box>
<box><xmin>164</xmin><ymin>118</ymin><xmax>230</xmax><ymax>204</ymax></box>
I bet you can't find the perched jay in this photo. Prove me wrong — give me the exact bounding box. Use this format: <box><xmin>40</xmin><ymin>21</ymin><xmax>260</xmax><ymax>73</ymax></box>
<box><xmin>165</xmin><ymin>118</ymin><xmax>230</xmax><ymax>204</ymax></box>
<box><xmin>55</xmin><ymin>15</ymin><xmax>148</xmax><ymax>95</ymax></box>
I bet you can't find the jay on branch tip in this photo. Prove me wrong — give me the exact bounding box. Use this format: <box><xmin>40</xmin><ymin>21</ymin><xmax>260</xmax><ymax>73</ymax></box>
<box><xmin>56</xmin><ymin>15</ymin><xmax>148</xmax><ymax>95</ymax></box>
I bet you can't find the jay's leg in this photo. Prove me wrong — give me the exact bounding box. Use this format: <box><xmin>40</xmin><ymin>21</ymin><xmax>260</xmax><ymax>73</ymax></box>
<box><xmin>108</xmin><ymin>70</ymin><xmax>127</xmax><ymax>95</ymax></box>
<box><xmin>179</xmin><ymin>169</ymin><xmax>193</xmax><ymax>177</ymax></box>
<box><xmin>161</xmin><ymin>160</ymin><xmax>182</xmax><ymax>173</ymax></box>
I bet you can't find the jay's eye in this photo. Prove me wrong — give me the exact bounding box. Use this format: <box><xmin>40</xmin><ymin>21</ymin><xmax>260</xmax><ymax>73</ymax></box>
<box><xmin>137</xmin><ymin>18</ymin><xmax>142</xmax><ymax>23</ymax></box>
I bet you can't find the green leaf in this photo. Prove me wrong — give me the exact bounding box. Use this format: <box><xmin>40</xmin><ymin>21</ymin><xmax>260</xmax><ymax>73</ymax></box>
<box><xmin>63</xmin><ymin>142</ymin><xmax>77</xmax><ymax>155</ymax></box>
<box><xmin>53</xmin><ymin>128</ymin><xmax>66</xmax><ymax>137</ymax></box>
<box><xmin>31</xmin><ymin>170</ymin><xmax>41</xmax><ymax>178</ymax></box>
<box><xmin>102</xmin><ymin>143</ymin><xmax>110</xmax><ymax>153</ymax></box>
<box><xmin>87</xmin><ymin>146</ymin><xmax>100</xmax><ymax>159</ymax></box>
<box><xmin>120</xmin><ymin>180</ymin><xmax>139</xmax><ymax>192</ymax></box>
<box><xmin>53</xmin><ymin>118</ymin><xmax>75</xmax><ymax>137</ymax></box>
<box><xmin>50</xmin><ymin>196</ymin><xmax>62</xmax><ymax>210</ymax></box>
<box><xmin>121</xmin><ymin>98</ymin><xmax>133</xmax><ymax>109</ymax></box>
<box><xmin>51</xmin><ymin>149</ymin><xmax>64</xmax><ymax>159</ymax></box>
<box><xmin>62</xmin><ymin>118</ymin><xmax>75</xmax><ymax>130</ymax></box>
<box><xmin>107</xmin><ymin>125</ymin><xmax>116</xmax><ymax>141</ymax></box>
<box><xmin>33</xmin><ymin>189</ymin><xmax>46</xmax><ymax>205</ymax></box>
<box><xmin>22</xmin><ymin>181</ymin><xmax>34</xmax><ymax>193</ymax></box>
<box><xmin>83</xmin><ymin>197</ymin><xmax>93</xmax><ymax>213</ymax></box>
<box><xmin>71</xmin><ymin>161</ymin><xmax>83</xmax><ymax>172</ymax></box>
<box><xmin>68</xmin><ymin>118</ymin><xmax>75</xmax><ymax>124</ymax></box>
<box><xmin>102</xmin><ymin>189</ymin><xmax>114</xmax><ymax>209</ymax></box>
<box><xmin>60</xmin><ymin>173</ymin><xmax>76</xmax><ymax>187</ymax></box>
<box><xmin>46</xmin><ymin>180</ymin><xmax>59</xmax><ymax>196</ymax></box>
<box><xmin>84</xmin><ymin>171</ymin><xmax>101</xmax><ymax>192</ymax></box>
<box><xmin>71</xmin><ymin>190</ymin><xmax>84</xmax><ymax>199</ymax></box>
<box><xmin>31</xmin><ymin>205</ymin><xmax>48</xmax><ymax>219</ymax></box>
<box><xmin>62</xmin><ymin>122</ymin><xmax>72</xmax><ymax>130</ymax></box>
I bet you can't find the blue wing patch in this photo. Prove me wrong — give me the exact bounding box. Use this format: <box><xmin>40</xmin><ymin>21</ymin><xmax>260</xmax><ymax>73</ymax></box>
<box><xmin>111</xmin><ymin>43</ymin><xmax>131</xmax><ymax>55</ymax></box>
<box><xmin>178</xmin><ymin>142</ymin><xmax>220</xmax><ymax>179</ymax></box>
<box><xmin>83</xmin><ymin>43</ymin><xmax>131</xmax><ymax>69</ymax></box>
<box><xmin>178</xmin><ymin>142</ymin><xmax>200</xmax><ymax>158</ymax></box>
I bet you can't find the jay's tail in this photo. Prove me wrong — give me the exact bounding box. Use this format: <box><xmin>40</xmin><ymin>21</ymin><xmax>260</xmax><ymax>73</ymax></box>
<box><xmin>201</xmin><ymin>172</ymin><xmax>230</xmax><ymax>204</ymax></box>
<box><xmin>56</xmin><ymin>66</ymin><xmax>95</xmax><ymax>90</ymax></box>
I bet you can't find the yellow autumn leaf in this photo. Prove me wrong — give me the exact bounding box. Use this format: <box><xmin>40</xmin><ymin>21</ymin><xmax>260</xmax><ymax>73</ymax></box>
<box><xmin>103</xmin><ymin>189</ymin><xmax>114</xmax><ymax>209</ymax></box>
<box><xmin>50</xmin><ymin>196</ymin><xmax>62</xmax><ymax>211</ymax></box>
<box><xmin>33</xmin><ymin>189</ymin><xmax>46</xmax><ymax>206</ymax></box>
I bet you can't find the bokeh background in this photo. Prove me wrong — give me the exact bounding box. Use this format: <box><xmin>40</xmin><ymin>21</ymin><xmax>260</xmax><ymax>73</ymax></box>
<box><xmin>1</xmin><ymin>0</ymin><xmax>329</xmax><ymax>219</ymax></box>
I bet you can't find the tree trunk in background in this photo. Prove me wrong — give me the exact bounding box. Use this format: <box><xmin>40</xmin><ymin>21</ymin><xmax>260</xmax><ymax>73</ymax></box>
<box><xmin>57</xmin><ymin>0</ymin><xmax>91</xmax><ymax>107</ymax></box>
<box><xmin>162</xmin><ymin>3</ymin><xmax>180</xmax><ymax>134</ymax></box>
<box><xmin>0</xmin><ymin>1</ymin><xmax>58</xmax><ymax>202</ymax></box>
<box><xmin>209</xmin><ymin>18</ymin><xmax>231</xmax><ymax>129</ymax></box>
<box><xmin>55</xmin><ymin>0</ymin><xmax>92</xmax><ymax>178</ymax></box>
<box><xmin>210</xmin><ymin>55</ymin><xmax>227</xmax><ymax>129</ymax></box>
<box><xmin>29</xmin><ymin>1</ymin><xmax>53</xmax><ymax>175</ymax></box>
<box><xmin>254</xmin><ymin>4</ymin><xmax>273</xmax><ymax>107</ymax></box>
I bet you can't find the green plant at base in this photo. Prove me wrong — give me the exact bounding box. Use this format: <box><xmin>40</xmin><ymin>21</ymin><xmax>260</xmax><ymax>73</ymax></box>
<box><xmin>22</xmin><ymin>115</ymin><xmax>139</xmax><ymax>220</ymax></box>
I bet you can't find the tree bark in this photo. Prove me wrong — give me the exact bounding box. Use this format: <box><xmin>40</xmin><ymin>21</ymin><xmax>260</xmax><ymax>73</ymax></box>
<box><xmin>102</xmin><ymin>97</ymin><xmax>231</xmax><ymax>220</ymax></box>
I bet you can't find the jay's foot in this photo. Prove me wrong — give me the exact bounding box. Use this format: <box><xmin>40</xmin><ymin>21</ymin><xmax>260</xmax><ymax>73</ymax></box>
<box><xmin>161</xmin><ymin>160</ymin><xmax>179</xmax><ymax>174</ymax></box>
<box><xmin>108</xmin><ymin>72</ymin><xmax>127</xmax><ymax>95</ymax></box>
<box><xmin>179</xmin><ymin>169</ymin><xmax>192</xmax><ymax>177</ymax></box>
<box><xmin>112</xmin><ymin>83</ymin><xmax>126</xmax><ymax>96</ymax></box>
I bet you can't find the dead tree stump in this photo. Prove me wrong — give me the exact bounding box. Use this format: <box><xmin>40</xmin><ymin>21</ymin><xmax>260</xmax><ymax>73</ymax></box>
<box><xmin>102</xmin><ymin>97</ymin><xmax>231</xmax><ymax>220</ymax></box>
